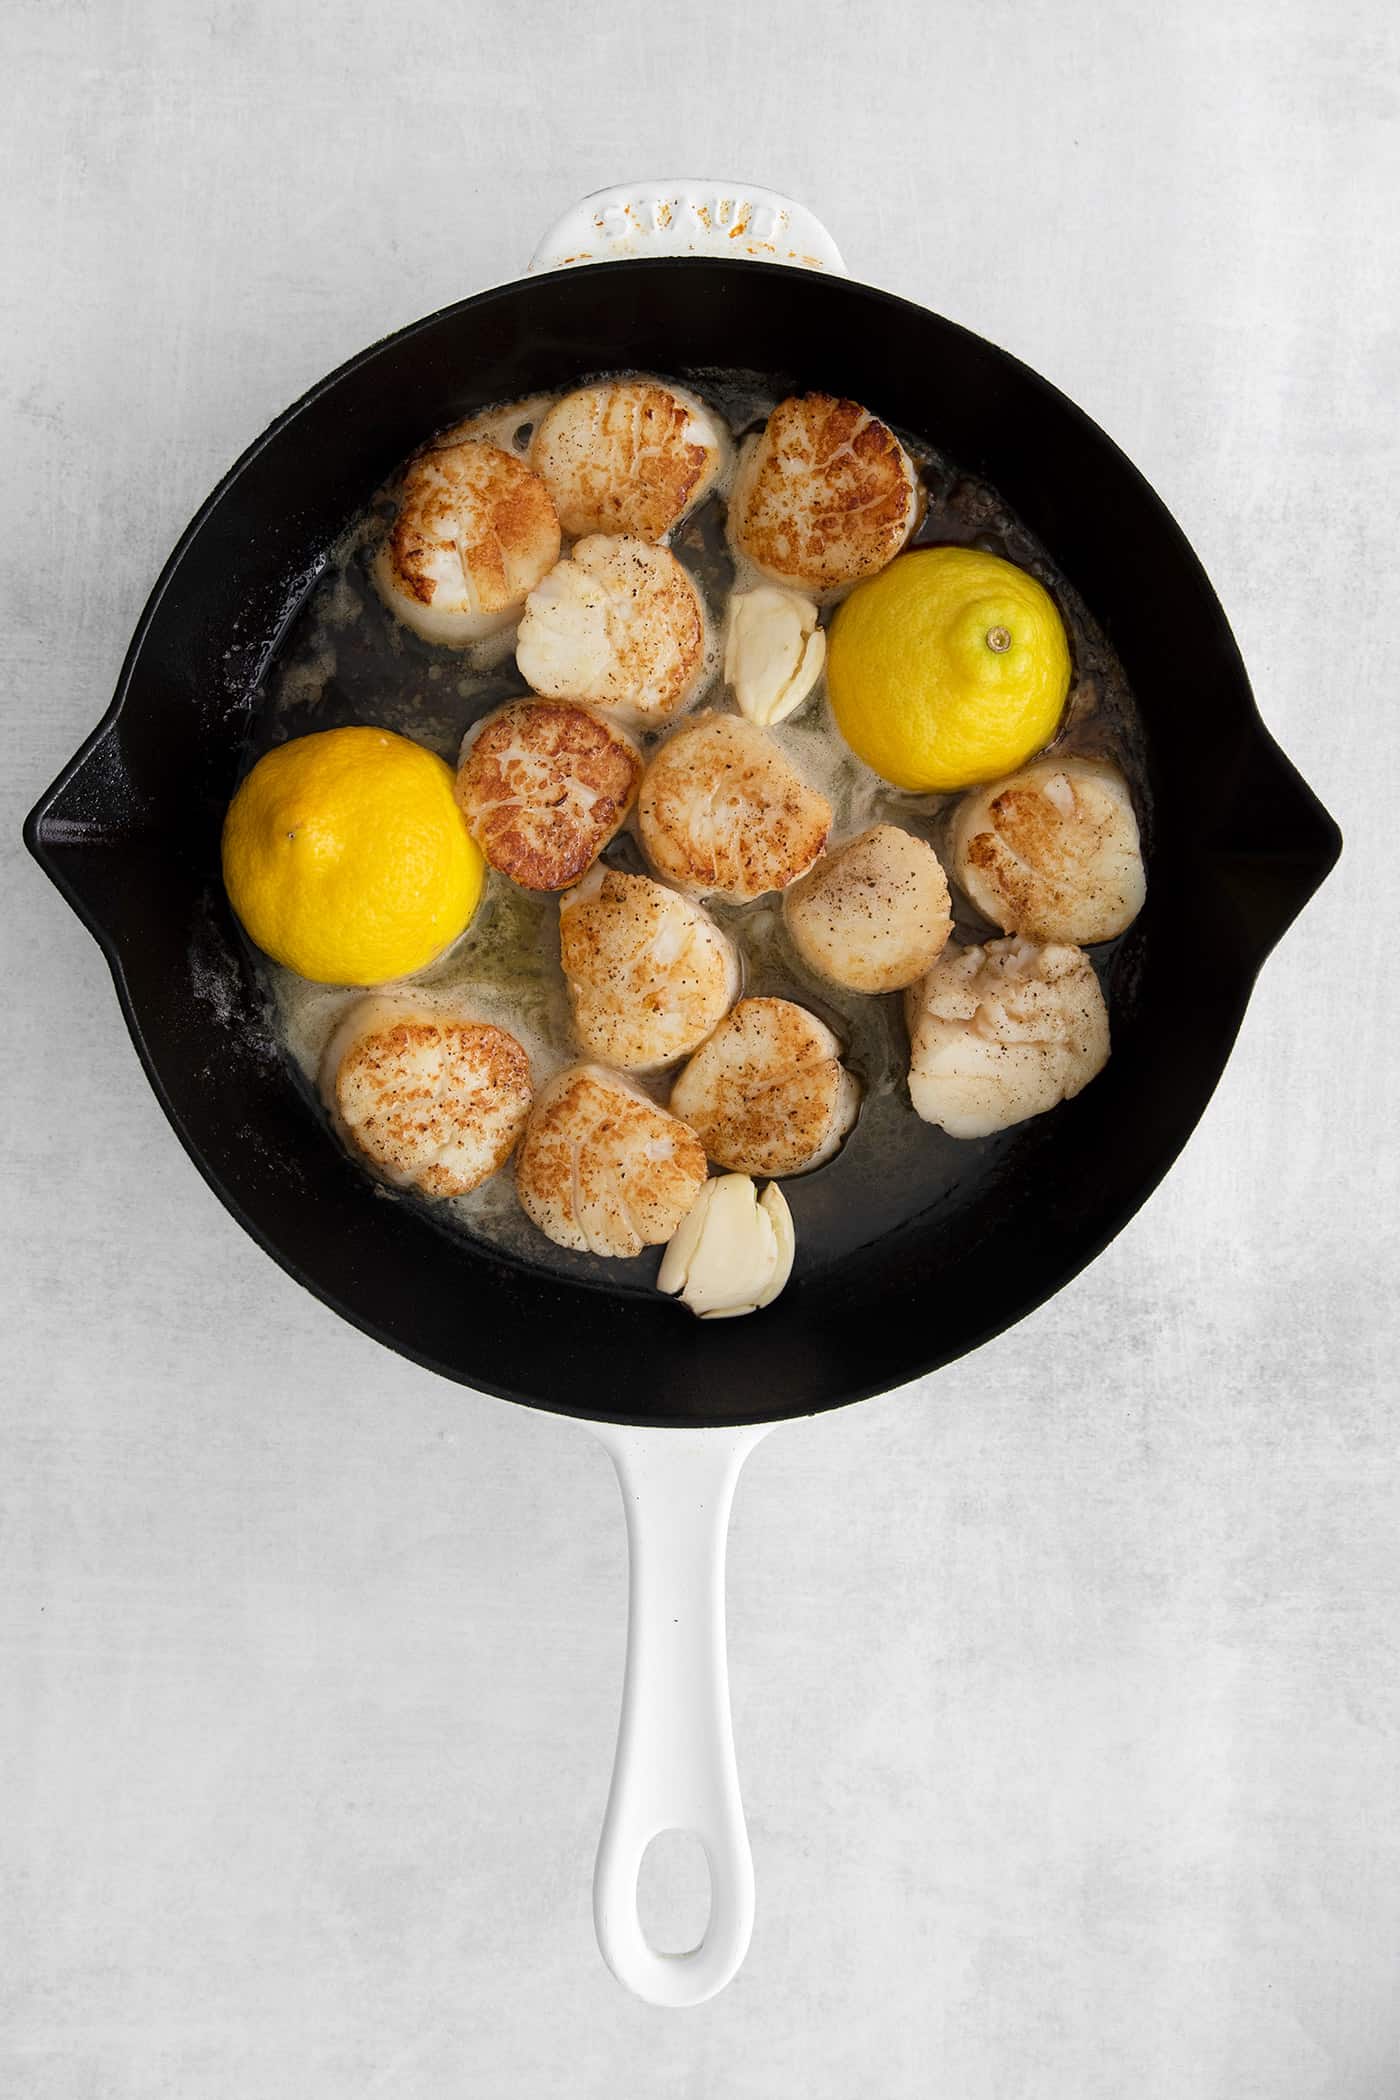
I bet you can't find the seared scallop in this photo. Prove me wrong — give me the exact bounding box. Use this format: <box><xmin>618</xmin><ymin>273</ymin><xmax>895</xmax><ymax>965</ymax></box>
<box><xmin>322</xmin><ymin>999</ymin><xmax>533</xmax><ymax>1197</ymax></box>
<box><xmin>905</xmin><ymin>937</ymin><xmax>1109</xmax><ymax>1138</ymax></box>
<box><xmin>669</xmin><ymin>997</ymin><xmax>859</xmax><ymax>1177</ymax></box>
<box><xmin>559</xmin><ymin>865</ymin><xmax>739</xmax><ymax>1073</ymax></box>
<box><xmin>515</xmin><ymin>536</ymin><xmax>707</xmax><ymax>724</ymax></box>
<box><xmin>784</xmin><ymin>825</ymin><xmax>953</xmax><ymax>993</ymax></box>
<box><xmin>638</xmin><ymin>712</ymin><xmax>831</xmax><ymax>901</ymax></box>
<box><xmin>950</xmin><ymin>756</ymin><xmax>1147</xmax><ymax>944</ymax></box>
<box><xmin>531</xmin><ymin>378</ymin><xmax>728</xmax><ymax>540</ymax></box>
<box><xmin>515</xmin><ymin>1063</ymin><xmax>708</xmax><ymax>1258</ymax></box>
<box><xmin>728</xmin><ymin>394</ymin><xmax>919</xmax><ymax>595</ymax></box>
<box><xmin>374</xmin><ymin>439</ymin><xmax>561</xmax><ymax>645</ymax></box>
<box><xmin>455</xmin><ymin>701</ymin><xmax>641</xmax><ymax>891</ymax></box>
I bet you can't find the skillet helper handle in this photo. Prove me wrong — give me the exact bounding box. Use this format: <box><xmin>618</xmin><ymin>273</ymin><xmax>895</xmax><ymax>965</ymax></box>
<box><xmin>528</xmin><ymin>180</ymin><xmax>847</xmax><ymax>275</ymax></box>
<box><xmin>590</xmin><ymin>1420</ymin><xmax>773</xmax><ymax>2006</ymax></box>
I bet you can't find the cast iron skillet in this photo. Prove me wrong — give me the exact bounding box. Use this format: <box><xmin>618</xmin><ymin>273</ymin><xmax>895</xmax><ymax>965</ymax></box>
<box><xmin>24</xmin><ymin>186</ymin><xmax>1340</xmax><ymax>2003</ymax></box>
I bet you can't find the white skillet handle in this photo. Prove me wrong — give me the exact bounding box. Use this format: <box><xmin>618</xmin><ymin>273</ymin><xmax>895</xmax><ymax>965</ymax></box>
<box><xmin>528</xmin><ymin>180</ymin><xmax>847</xmax><ymax>275</ymax></box>
<box><xmin>590</xmin><ymin>1419</ymin><xmax>774</xmax><ymax>2006</ymax></box>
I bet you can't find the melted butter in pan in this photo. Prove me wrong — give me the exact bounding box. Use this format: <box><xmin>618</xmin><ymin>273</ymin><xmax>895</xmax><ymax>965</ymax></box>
<box><xmin>248</xmin><ymin>375</ymin><xmax>1149</xmax><ymax>1284</ymax></box>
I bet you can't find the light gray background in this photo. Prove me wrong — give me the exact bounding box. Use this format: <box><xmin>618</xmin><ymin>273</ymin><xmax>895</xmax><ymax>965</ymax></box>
<box><xmin>3</xmin><ymin>2</ymin><xmax>1398</xmax><ymax>2094</ymax></box>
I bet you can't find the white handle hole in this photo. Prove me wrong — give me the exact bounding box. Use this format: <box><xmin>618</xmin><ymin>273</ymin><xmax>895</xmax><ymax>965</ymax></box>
<box><xmin>638</xmin><ymin>1830</ymin><xmax>713</xmax><ymax>1956</ymax></box>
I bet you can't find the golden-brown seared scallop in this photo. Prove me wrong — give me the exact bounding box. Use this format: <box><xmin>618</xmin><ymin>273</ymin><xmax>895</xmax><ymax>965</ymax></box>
<box><xmin>637</xmin><ymin>712</ymin><xmax>831</xmax><ymax>901</ymax></box>
<box><xmin>558</xmin><ymin>865</ymin><xmax>739</xmax><ymax>1073</ymax></box>
<box><xmin>905</xmin><ymin>937</ymin><xmax>1109</xmax><ymax>1138</ymax></box>
<box><xmin>950</xmin><ymin>756</ymin><xmax>1146</xmax><ymax>945</ymax></box>
<box><xmin>515</xmin><ymin>536</ymin><xmax>707</xmax><ymax>724</ymax></box>
<box><xmin>322</xmin><ymin>999</ymin><xmax>533</xmax><ymax>1197</ymax></box>
<box><xmin>373</xmin><ymin>440</ymin><xmax>560</xmax><ymax>645</ymax></box>
<box><xmin>784</xmin><ymin>824</ymin><xmax>953</xmax><ymax>993</ymax></box>
<box><xmin>515</xmin><ymin>1063</ymin><xmax>708</xmax><ymax>1258</ymax></box>
<box><xmin>455</xmin><ymin>701</ymin><xmax>641</xmax><ymax>891</ymax></box>
<box><xmin>530</xmin><ymin>378</ymin><xmax>728</xmax><ymax>540</ymax></box>
<box><xmin>728</xmin><ymin>394</ymin><xmax>919</xmax><ymax>595</ymax></box>
<box><xmin>669</xmin><ymin>997</ymin><xmax>859</xmax><ymax>1177</ymax></box>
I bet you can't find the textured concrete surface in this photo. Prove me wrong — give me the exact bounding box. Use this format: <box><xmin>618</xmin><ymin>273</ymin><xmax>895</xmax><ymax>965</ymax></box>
<box><xmin>3</xmin><ymin>2</ymin><xmax>1398</xmax><ymax>2094</ymax></box>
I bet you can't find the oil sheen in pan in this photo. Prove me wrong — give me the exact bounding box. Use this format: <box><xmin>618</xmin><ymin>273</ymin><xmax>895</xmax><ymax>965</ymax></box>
<box><xmin>245</xmin><ymin>372</ymin><xmax>1151</xmax><ymax>1292</ymax></box>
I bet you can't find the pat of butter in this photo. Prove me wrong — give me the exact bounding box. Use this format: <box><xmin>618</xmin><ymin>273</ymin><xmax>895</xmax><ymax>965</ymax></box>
<box><xmin>658</xmin><ymin>1174</ymin><xmax>795</xmax><ymax>1319</ymax></box>
<box><xmin>723</xmin><ymin>587</ymin><xmax>825</xmax><ymax>728</ymax></box>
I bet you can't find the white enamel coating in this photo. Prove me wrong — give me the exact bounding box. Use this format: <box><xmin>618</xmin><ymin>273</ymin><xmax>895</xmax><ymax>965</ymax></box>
<box><xmin>533</xmin><ymin>183</ymin><xmax>824</xmax><ymax>2006</ymax></box>
<box><xmin>528</xmin><ymin>180</ymin><xmax>847</xmax><ymax>275</ymax></box>
<box><xmin>590</xmin><ymin>1420</ymin><xmax>774</xmax><ymax>2006</ymax></box>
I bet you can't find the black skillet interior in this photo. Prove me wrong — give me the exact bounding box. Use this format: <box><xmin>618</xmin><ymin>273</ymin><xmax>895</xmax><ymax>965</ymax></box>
<box><xmin>25</xmin><ymin>260</ymin><xmax>1341</xmax><ymax>1426</ymax></box>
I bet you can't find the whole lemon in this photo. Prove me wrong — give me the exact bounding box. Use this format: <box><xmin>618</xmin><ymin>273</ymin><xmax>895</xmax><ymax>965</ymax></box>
<box><xmin>827</xmin><ymin>547</ymin><xmax>1071</xmax><ymax>792</ymax></box>
<box><xmin>222</xmin><ymin>726</ymin><xmax>484</xmax><ymax>985</ymax></box>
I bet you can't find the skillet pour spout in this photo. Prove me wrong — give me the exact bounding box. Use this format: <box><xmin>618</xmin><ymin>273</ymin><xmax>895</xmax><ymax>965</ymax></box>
<box><xmin>25</xmin><ymin>721</ymin><xmax>149</xmax><ymax>960</ymax></box>
<box><xmin>1212</xmin><ymin>720</ymin><xmax>1341</xmax><ymax>963</ymax></box>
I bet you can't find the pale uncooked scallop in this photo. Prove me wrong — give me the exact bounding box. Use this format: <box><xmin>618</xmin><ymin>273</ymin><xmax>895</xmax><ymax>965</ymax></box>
<box><xmin>669</xmin><ymin>997</ymin><xmax>859</xmax><ymax>1178</ymax></box>
<box><xmin>728</xmin><ymin>393</ymin><xmax>920</xmax><ymax>595</ymax></box>
<box><xmin>515</xmin><ymin>1063</ymin><xmax>708</xmax><ymax>1259</ymax></box>
<box><xmin>950</xmin><ymin>756</ymin><xmax>1147</xmax><ymax>944</ymax></box>
<box><xmin>905</xmin><ymin>937</ymin><xmax>1109</xmax><ymax>1138</ymax></box>
<box><xmin>530</xmin><ymin>378</ymin><xmax>728</xmax><ymax>540</ymax></box>
<box><xmin>455</xmin><ymin>700</ymin><xmax>641</xmax><ymax>891</ymax></box>
<box><xmin>784</xmin><ymin>825</ymin><xmax>953</xmax><ymax>993</ymax></box>
<box><xmin>373</xmin><ymin>439</ymin><xmax>561</xmax><ymax>645</ymax></box>
<box><xmin>638</xmin><ymin>712</ymin><xmax>831</xmax><ymax>902</ymax></box>
<box><xmin>322</xmin><ymin>999</ymin><xmax>533</xmax><ymax>1198</ymax></box>
<box><xmin>558</xmin><ymin>865</ymin><xmax>740</xmax><ymax>1074</ymax></box>
<box><xmin>515</xmin><ymin>535</ymin><xmax>707</xmax><ymax>724</ymax></box>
